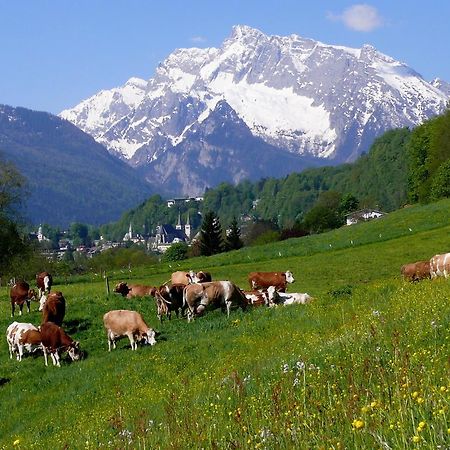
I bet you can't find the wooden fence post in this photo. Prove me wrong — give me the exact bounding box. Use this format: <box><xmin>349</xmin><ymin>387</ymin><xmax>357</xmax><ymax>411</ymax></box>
<box><xmin>105</xmin><ymin>275</ymin><xmax>110</xmax><ymax>296</ymax></box>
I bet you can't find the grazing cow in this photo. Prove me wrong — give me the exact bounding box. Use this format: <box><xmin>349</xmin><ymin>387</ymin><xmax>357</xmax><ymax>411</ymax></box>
<box><xmin>171</xmin><ymin>271</ymin><xmax>193</xmax><ymax>286</ymax></box>
<box><xmin>103</xmin><ymin>310</ymin><xmax>157</xmax><ymax>351</ymax></box>
<box><xmin>40</xmin><ymin>321</ymin><xmax>81</xmax><ymax>367</ymax></box>
<box><xmin>36</xmin><ymin>271</ymin><xmax>53</xmax><ymax>298</ymax></box>
<box><xmin>401</xmin><ymin>260</ymin><xmax>431</xmax><ymax>282</ymax></box>
<box><xmin>183</xmin><ymin>281</ymin><xmax>247</xmax><ymax>322</ymax></box>
<box><xmin>241</xmin><ymin>290</ymin><xmax>270</xmax><ymax>307</ymax></box>
<box><xmin>188</xmin><ymin>270</ymin><xmax>213</xmax><ymax>283</ymax></box>
<box><xmin>248</xmin><ymin>271</ymin><xmax>295</xmax><ymax>292</ymax></box>
<box><xmin>430</xmin><ymin>253</ymin><xmax>450</xmax><ymax>279</ymax></box>
<box><xmin>155</xmin><ymin>284</ymin><xmax>185</xmax><ymax>321</ymax></box>
<box><xmin>41</xmin><ymin>291</ymin><xmax>66</xmax><ymax>326</ymax></box>
<box><xmin>267</xmin><ymin>286</ymin><xmax>313</xmax><ymax>306</ymax></box>
<box><xmin>114</xmin><ymin>282</ymin><xmax>157</xmax><ymax>298</ymax></box>
<box><xmin>6</xmin><ymin>322</ymin><xmax>41</xmax><ymax>361</ymax></box>
<box><xmin>10</xmin><ymin>281</ymin><xmax>37</xmax><ymax>317</ymax></box>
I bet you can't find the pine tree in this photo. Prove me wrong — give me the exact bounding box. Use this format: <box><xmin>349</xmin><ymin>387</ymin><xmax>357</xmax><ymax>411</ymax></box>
<box><xmin>198</xmin><ymin>211</ymin><xmax>224</xmax><ymax>256</ymax></box>
<box><xmin>225</xmin><ymin>217</ymin><xmax>243</xmax><ymax>251</ymax></box>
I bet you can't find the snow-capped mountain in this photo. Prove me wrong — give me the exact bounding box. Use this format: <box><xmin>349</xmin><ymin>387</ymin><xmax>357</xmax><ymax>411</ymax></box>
<box><xmin>60</xmin><ymin>25</ymin><xmax>449</xmax><ymax>195</ymax></box>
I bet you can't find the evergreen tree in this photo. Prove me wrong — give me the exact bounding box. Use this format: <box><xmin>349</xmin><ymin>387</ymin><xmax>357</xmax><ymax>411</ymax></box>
<box><xmin>198</xmin><ymin>211</ymin><xmax>224</xmax><ymax>256</ymax></box>
<box><xmin>225</xmin><ymin>217</ymin><xmax>243</xmax><ymax>251</ymax></box>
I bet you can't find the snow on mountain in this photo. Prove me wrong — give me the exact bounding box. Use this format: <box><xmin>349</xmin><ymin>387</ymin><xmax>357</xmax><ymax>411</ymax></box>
<box><xmin>60</xmin><ymin>25</ymin><xmax>449</xmax><ymax>194</ymax></box>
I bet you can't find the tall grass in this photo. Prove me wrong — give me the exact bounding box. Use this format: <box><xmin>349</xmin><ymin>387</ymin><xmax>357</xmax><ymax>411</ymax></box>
<box><xmin>0</xmin><ymin>200</ymin><xmax>449</xmax><ymax>448</ymax></box>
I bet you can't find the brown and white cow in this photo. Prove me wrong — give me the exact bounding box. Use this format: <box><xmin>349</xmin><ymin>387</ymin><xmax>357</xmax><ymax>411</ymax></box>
<box><xmin>401</xmin><ymin>260</ymin><xmax>431</xmax><ymax>282</ymax></box>
<box><xmin>430</xmin><ymin>253</ymin><xmax>450</xmax><ymax>279</ymax></box>
<box><xmin>41</xmin><ymin>291</ymin><xmax>66</xmax><ymax>326</ymax></box>
<box><xmin>248</xmin><ymin>271</ymin><xmax>295</xmax><ymax>292</ymax></box>
<box><xmin>114</xmin><ymin>282</ymin><xmax>157</xmax><ymax>298</ymax></box>
<box><xmin>183</xmin><ymin>281</ymin><xmax>247</xmax><ymax>321</ymax></box>
<box><xmin>10</xmin><ymin>281</ymin><xmax>37</xmax><ymax>317</ymax></box>
<box><xmin>267</xmin><ymin>286</ymin><xmax>313</xmax><ymax>306</ymax></box>
<box><xmin>188</xmin><ymin>270</ymin><xmax>213</xmax><ymax>283</ymax></box>
<box><xmin>36</xmin><ymin>271</ymin><xmax>53</xmax><ymax>298</ymax></box>
<box><xmin>6</xmin><ymin>322</ymin><xmax>41</xmax><ymax>361</ymax></box>
<box><xmin>103</xmin><ymin>310</ymin><xmax>157</xmax><ymax>351</ymax></box>
<box><xmin>241</xmin><ymin>290</ymin><xmax>270</xmax><ymax>307</ymax></box>
<box><xmin>39</xmin><ymin>321</ymin><xmax>82</xmax><ymax>367</ymax></box>
<box><xmin>155</xmin><ymin>284</ymin><xmax>185</xmax><ymax>321</ymax></box>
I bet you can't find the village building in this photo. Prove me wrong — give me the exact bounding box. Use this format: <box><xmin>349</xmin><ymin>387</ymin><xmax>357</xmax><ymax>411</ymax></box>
<box><xmin>150</xmin><ymin>212</ymin><xmax>193</xmax><ymax>253</ymax></box>
<box><xmin>345</xmin><ymin>208</ymin><xmax>386</xmax><ymax>226</ymax></box>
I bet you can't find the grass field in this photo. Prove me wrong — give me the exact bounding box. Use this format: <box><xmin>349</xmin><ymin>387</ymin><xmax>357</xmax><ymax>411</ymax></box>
<box><xmin>0</xmin><ymin>200</ymin><xmax>449</xmax><ymax>449</ymax></box>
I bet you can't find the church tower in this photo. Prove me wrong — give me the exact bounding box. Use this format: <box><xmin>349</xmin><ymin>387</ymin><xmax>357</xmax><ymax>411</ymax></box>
<box><xmin>184</xmin><ymin>211</ymin><xmax>192</xmax><ymax>240</ymax></box>
<box><xmin>175</xmin><ymin>211</ymin><xmax>182</xmax><ymax>230</ymax></box>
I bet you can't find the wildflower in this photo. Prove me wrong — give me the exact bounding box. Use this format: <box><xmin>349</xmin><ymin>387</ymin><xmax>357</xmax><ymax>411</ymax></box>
<box><xmin>293</xmin><ymin>378</ymin><xmax>299</xmax><ymax>387</ymax></box>
<box><xmin>370</xmin><ymin>401</ymin><xmax>378</xmax><ymax>408</ymax></box>
<box><xmin>418</xmin><ymin>421</ymin><xmax>426</xmax><ymax>429</ymax></box>
<box><xmin>295</xmin><ymin>361</ymin><xmax>305</xmax><ymax>370</ymax></box>
<box><xmin>13</xmin><ymin>440</ymin><xmax>20</xmax><ymax>446</ymax></box>
<box><xmin>352</xmin><ymin>419</ymin><xmax>364</xmax><ymax>429</ymax></box>
<box><xmin>282</xmin><ymin>363</ymin><xmax>289</xmax><ymax>373</ymax></box>
<box><xmin>412</xmin><ymin>436</ymin><xmax>420</xmax><ymax>443</ymax></box>
<box><xmin>361</xmin><ymin>406</ymin><xmax>369</xmax><ymax>413</ymax></box>
<box><xmin>417</xmin><ymin>397</ymin><xmax>424</xmax><ymax>404</ymax></box>
<box><xmin>440</xmin><ymin>386</ymin><xmax>447</xmax><ymax>392</ymax></box>
<box><xmin>412</xmin><ymin>391</ymin><xmax>419</xmax><ymax>399</ymax></box>
<box><xmin>372</xmin><ymin>310</ymin><xmax>381</xmax><ymax>317</ymax></box>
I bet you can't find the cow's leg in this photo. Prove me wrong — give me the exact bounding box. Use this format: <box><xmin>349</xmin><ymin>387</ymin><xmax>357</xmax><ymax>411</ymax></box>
<box><xmin>127</xmin><ymin>333</ymin><xmax>136</xmax><ymax>350</ymax></box>
<box><xmin>43</xmin><ymin>346</ymin><xmax>49</xmax><ymax>366</ymax></box>
<box><xmin>107</xmin><ymin>332</ymin><xmax>112</xmax><ymax>351</ymax></box>
<box><xmin>11</xmin><ymin>302</ymin><xmax>15</xmax><ymax>317</ymax></box>
<box><xmin>26</xmin><ymin>300</ymin><xmax>30</xmax><ymax>313</ymax></box>
<box><xmin>8</xmin><ymin>340</ymin><xmax>13</xmax><ymax>359</ymax></box>
<box><xmin>226</xmin><ymin>301</ymin><xmax>232</xmax><ymax>317</ymax></box>
<box><xmin>19</xmin><ymin>303</ymin><xmax>23</xmax><ymax>316</ymax></box>
<box><xmin>53</xmin><ymin>351</ymin><xmax>61</xmax><ymax>367</ymax></box>
<box><xmin>18</xmin><ymin>344</ymin><xmax>23</xmax><ymax>361</ymax></box>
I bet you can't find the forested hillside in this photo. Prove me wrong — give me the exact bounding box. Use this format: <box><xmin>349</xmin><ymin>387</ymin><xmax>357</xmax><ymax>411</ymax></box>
<box><xmin>0</xmin><ymin>105</ymin><xmax>152</xmax><ymax>226</ymax></box>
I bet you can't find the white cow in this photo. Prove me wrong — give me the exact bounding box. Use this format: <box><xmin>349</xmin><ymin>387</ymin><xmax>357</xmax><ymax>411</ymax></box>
<box><xmin>267</xmin><ymin>286</ymin><xmax>313</xmax><ymax>306</ymax></box>
<box><xmin>6</xmin><ymin>322</ymin><xmax>41</xmax><ymax>361</ymax></box>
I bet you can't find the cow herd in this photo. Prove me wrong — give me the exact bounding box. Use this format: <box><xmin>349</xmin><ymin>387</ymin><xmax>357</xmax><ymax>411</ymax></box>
<box><xmin>11</xmin><ymin>250</ymin><xmax>449</xmax><ymax>367</ymax></box>
<box><xmin>401</xmin><ymin>251</ymin><xmax>450</xmax><ymax>282</ymax></box>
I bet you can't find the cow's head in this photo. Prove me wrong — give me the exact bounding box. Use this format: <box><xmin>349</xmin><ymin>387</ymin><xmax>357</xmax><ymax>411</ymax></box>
<box><xmin>68</xmin><ymin>341</ymin><xmax>82</xmax><ymax>361</ymax></box>
<box><xmin>141</xmin><ymin>329</ymin><xmax>157</xmax><ymax>346</ymax></box>
<box><xmin>114</xmin><ymin>282</ymin><xmax>130</xmax><ymax>296</ymax></box>
<box><xmin>187</xmin><ymin>270</ymin><xmax>198</xmax><ymax>283</ymax></box>
<box><xmin>266</xmin><ymin>286</ymin><xmax>280</xmax><ymax>306</ymax></box>
<box><xmin>285</xmin><ymin>271</ymin><xmax>295</xmax><ymax>283</ymax></box>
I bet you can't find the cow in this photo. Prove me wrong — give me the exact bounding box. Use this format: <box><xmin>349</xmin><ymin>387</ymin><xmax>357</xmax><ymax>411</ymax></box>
<box><xmin>241</xmin><ymin>290</ymin><xmax>270</xmax><ymax>307</ymax></box>
<box><xmin>10</xmin><ymin>281</ymin><xmax>37</xmax><ymax>317</ymax></box>
<box><xmin>6</xmin><ymin>322</ymin><xmax>41</xmax><ymax>361</ymax></box>
<box><xmin>155</xmin><ymin>284</ymin><xmax>185</xmax><ymax>321</ymax></box>
<box><xmin>248</xmin><ymin>271</ymin><xmax>295</xmax><ymax>292</ymax></box>
<box><xmin>401</xmin><ymin>260</ymin><xmax>431</xmax><ymax>282</ymax></box>
<box><xmin>41</xmin><ymin>291</ymin><xmax>66</xmax><ymax>326</ymax></box>
<box><xmin>171</xmin><ymin>271</ymin><xmax>194</xmax><ymax>286</ymax></box>
<box><xmin>183</xmin><ymin>281</ymin><xmax>247</xmax><ymax>322</ymax></box>
<box><xmin>267</xmin><ymin>286</ymin><xmax>313</xmax><ymax>306</ymax></box>
<box><xmin>430</xmin><ymin>253</ymin><xmax>450</xmax><ymax>279</ymax></box>
<box><xmin>188</xmin><ymin>270</ymin><xmax>212</xmax><ymax>283</ymax></box>
<box><xmin>36</xmin><ymin>271</ymin><xmax>53</xmax><ymax>298</ymax></box>
<box><xmin>114</xmin><ymin>282</ymin><xmax>157</xmax><ymax>298</ymax></box>
<box><xmin>40</xmin><ymin>321</ymin><xmax>82</xmax><ymax>367</ymax></box>
<box><xmin>103</xmin><ymin>310</ymin><xmax>157</xmax><ymax>351</ymax></box>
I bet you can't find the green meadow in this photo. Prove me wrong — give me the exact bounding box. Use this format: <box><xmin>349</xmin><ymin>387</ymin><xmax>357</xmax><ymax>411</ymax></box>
<box><xmin>1</xmin><ymin>200</ymin><xmax>449</xmax><ymax>449</ymax></box>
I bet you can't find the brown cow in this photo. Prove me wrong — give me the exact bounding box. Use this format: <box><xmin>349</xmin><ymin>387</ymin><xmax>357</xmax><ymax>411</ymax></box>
<box><xmin>155</xmin><ymin>284</ymin><xmax>185</xmax><ymax>321</ymax></box>
<box><xmin>248</xmin><ymin>271</ymin><xmax>295</xmax><ymax>292</ymax></box>
<box><xmin>41</xmin><ymin>292</ymin><xmax>66</xmax><ymax>326</ymax></box>
<box><xmin>401</xmin><ymin>260</ymin><xmax>431</xmax><ymax>282</ymax></box>
<box><xmin>430</xmin><ymin>253</ymin><xmax>450</xmax><ymax>279</ymax></box>
<box><xmin>114</xmin><ymin>282</ymin><xmax>157</xmax><ymax>298</ymax></box>
<box><xmin>10</xmin><ymin>281</ymin><xmax>37</xmax><ymax>317</ymax></box>
<box><xmin>40</xmin><ymin>321</ymin><xmax>81</xmax><ymax>367</ymax></box>
<box><xmin>103</xmin><ymin>310</ymin><xmax>157</xmax><ymax>351</ymax></box>
<box><xmin>36</xmin><ymin>271</ymin><xmax>53</xmax><ymax>298</ymax></box>
<box><xmin>183</xmin><ymin>281</ymin><xmax>247</xmax><ymax>321</ymax></box>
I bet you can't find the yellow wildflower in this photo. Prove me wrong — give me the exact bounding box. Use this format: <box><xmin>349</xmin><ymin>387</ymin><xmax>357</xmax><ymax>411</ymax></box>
<box><xmin>13</xmin><ymin>440</ymin><xmax>20</xmax><ymax>447</ymax></box>
<box><xmin>412</xmin><ymin>436</ymin><xmax>420</xmax><ymax>443</ymax></box>
<box><xmin>352</xmin><ymin>419</ymin><xmax>365</xmax><ymax>429</ymax></box>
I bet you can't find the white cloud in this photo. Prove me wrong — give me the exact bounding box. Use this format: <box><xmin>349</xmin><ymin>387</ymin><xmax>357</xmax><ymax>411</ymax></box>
<box><xmin>327</xmin><ymin>4</ymin><xmax>384</xmax><ymax>32</ymax></box>
<box><xmin>190</xmin><ymin>36</ymin><xmax>207</xmax><ymax>43</ymax></box>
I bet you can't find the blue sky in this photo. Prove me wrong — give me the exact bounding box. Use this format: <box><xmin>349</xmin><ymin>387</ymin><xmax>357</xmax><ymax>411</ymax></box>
<box><xmin>1</xmin><ymin>1</ymin><xmax>449</xmax><ymax>114</ymax></box>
